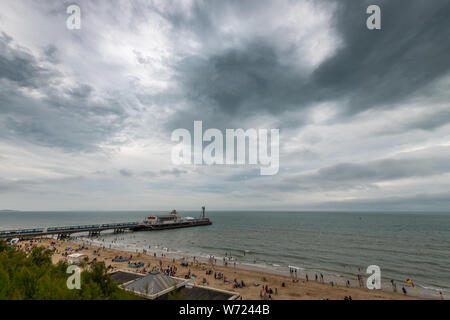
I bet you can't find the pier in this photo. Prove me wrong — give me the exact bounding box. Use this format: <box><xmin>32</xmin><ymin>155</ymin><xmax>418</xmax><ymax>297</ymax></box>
<box><xmin>0</xmin><ymin>216</ymin><xmax>212</xmax><ymax>240</ymax></box>
<box><xmin>0</xmin><ymin>222</ymin><xmax>140</xmax><ymax>240</ymax></box>
<box><xmin>0</xmin><ymin>208</ymin><xmax>212</xmax><ymax>240</ymax></box>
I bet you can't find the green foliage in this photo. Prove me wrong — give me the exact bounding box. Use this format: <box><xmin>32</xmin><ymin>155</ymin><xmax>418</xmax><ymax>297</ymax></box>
<box><xmin>28</xmin><ymin>246</ymin><xmax>52</xmax><ymax>267</ymax></box>
<box><xmin>0</xmin><ymin>241</ymin><xmax>140</xmax><ymax>300</ymax></box>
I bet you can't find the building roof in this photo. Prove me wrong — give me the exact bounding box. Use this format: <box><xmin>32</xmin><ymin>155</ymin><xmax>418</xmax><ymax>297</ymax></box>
<box><xmin>113</xmin><ymin>270</ymin><xmax>240</xmax><ymax>300</ymax></box>
<box><xmin>110</xmin><ymin>270</ymin><xmax>145</xmax><ymax>284</ymax></box>
<box><xmin>123</xmin><ymin>271</ymin><xmax>183</xmax><ymax>295</ymax></box>
<box><xmin>67</xmin><ymin>253</ymin><xmax>86</xmax><ymax>258</ymax></box>
<box><xmin>156</xmin><ymin>286</ymin><xmax>238</xmax><ymax>300</ymax></box>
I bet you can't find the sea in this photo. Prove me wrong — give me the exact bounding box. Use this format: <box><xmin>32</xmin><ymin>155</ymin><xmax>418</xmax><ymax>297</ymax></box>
<box><xmin>1</xmin><ymin>210</ymin><xmax>449</xmax><ymax>299</ymax></box>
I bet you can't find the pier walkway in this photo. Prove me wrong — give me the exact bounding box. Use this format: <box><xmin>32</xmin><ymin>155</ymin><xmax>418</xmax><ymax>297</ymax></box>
<box><xmin>0</xmin><ymin>222</ymin><xmax>139</xmax><ymax>240</ymax></box>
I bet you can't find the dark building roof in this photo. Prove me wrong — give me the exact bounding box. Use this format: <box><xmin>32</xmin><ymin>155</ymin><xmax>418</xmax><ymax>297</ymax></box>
<box><xmin>110</xmin><ymin>270</ymin><xmax>145</xmax><ymax>284</ymax></box>
<box><xmin>156</xmin><ymin>286</ymin><xmax>237</xmax><ymax>300</ymax></box>
<box><xmin>124</xmin><ymin>271</ymin><xmax>183</xmax><ymax>295</ymax></box>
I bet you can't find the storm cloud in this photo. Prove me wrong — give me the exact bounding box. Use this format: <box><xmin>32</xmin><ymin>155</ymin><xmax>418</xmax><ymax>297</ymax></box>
<box><xmin>0</xmin><ymin>32</ymin><xmax>129</xmax><ymax>152</ymax></box>
<box><xmin>164</xmin><ymin>0</ymin><xmax>450</xmax><ymax>132</ymax></box>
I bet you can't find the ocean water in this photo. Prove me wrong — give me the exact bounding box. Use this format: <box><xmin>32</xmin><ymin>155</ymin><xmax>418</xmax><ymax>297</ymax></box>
<box><xmin>1</xmin><ymin>210</ymin><xmax>449</xmax><ymax>298</ymax></box>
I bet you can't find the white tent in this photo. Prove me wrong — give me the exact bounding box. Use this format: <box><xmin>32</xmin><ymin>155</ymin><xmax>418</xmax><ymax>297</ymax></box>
<box><xmin>67</xmin><ymin>253</ymin><xmax>87</xmax><ymax>265</ymax></box>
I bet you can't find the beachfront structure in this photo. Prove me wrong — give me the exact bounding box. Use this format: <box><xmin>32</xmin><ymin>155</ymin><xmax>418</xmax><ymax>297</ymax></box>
<box><xmin>110</xmin><ymin>270</ymin><xmax>240</xmax><ymax>300</ymax></box>
<box><xmin>67</xmin><ymin>253</ymin><xmax>87</xmax><ymax>265</ymax></box>
<box><xmin>141</xmin><ymin>210</ymin><xmax>180</xmax><ymax>225</ymax></box>
<box><xmin>131</xmin><ymin>208</ymin><xmax>211</xmax><ymax>231</ymax></box>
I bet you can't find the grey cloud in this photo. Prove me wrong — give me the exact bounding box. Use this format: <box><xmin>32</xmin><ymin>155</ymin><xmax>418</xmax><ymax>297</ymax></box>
<box><xmin>0</xmin><ymin>32</ymin><xmax>12</xmax><ymax>44</ymax></box>
<box><xmin>133</xmin><ymin>50</ymin><xmax>152</xmax><ymax>65</ymax></box>
<box><xmin>0</xmin><ymin>178</ymin><xmax>36</xmax><ymax>193</ymax></box>
<box><xmin>0</xmin><ymin>32</ymin><xmax>129</xmax><ymax>152</ymax></box>
<box><xmin>166</xmin><ymin>40</ymin><xmax>313</xmax><ymax>131</ymax></box>
<box><xmin>316</xmin><ymin>192</ymin><xmax>450</xmax><ymax>211</ymax></box>
<box><xmin>225</xmin><ymin>169</ymin><xmax>261</xmax><ymax>182</ymax></box>
<box><xmin>142</xmin><ymin>171</ymin><xmax>157</xmax><ymax>178</ymax></box>
<box><xmin>63</xmin><ymin>84</ymin><xmax>93</xmax><ymax>100</ymax></box>
<box><xmin>277</xmin><ymin>156</ymin><xmax>450</xmax><ymax>192</ymax></box>
<box><xmin>141</xmin><ymin>168</ymin><xmax>188</xmax><ymax>179</ymax></box>
<box><xmin>162</xmin><ymin>0</ymin><xmax>450</xmax><ymax>132</ymax></box>
<box><xmin>403</xmin><ymin>108</ymin><xmax>450</xmax><ymax>132</ymax></box>
<box><xmin>312</xmin><ymin>0</ymin><xmax>450</xmax><ymax>115</ymax></box>
<box><xmin>43</xmin><ymin>44</ymin><xmax>59</xmax><ymax>64</ymax></box>
<box><xmin>119</xmin><ymin>169</ymin><xmax>133</xmax><ymax>177</ymax></box>
<box><xmin>281</xmin><ymin>148</ymin><xmax>321</xmax><ymax>163</ymax></box>
<box><xmin>0</xmin><ymin>33</ymin><xmax>55</xmax><ymax>88</ymax></box>
<box><xmin>160</xmin><ymin>168</ymin><xmax>188</xmax><ymax>177</ymax></box>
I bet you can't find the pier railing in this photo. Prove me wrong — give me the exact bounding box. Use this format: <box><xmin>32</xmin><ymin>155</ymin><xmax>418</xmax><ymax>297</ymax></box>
<box><xmin>0</xmin><ymin>222</ymin><xmax>139</xmax><ymax>239</ymax></box>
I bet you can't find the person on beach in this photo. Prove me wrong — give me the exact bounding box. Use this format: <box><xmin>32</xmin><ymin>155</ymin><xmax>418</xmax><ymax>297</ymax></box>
<box><xmin>306</xmin><ymin>274</ymin><xmax>309</xmax><ymax>282</ymax></box>
<box><xmin>402</xmin><ymin>286</ymin><xmax>407</xmax><ymax>295</ymax></box>
<box><xmin>315</xmin><ymin>274</ymin><xmax>318</xmax><ymax>281</ymax></box>
<box><xmin>391</xmin><ymin>280</ymin><xmax>397</xmax><ymax>292</ymax></box>
<box><xmin>358</xmin><ymin>275</ymin><xmax>364</xmax><ymax>288</ymax></box>
<box><xmin>440</xmin><ymin>291</ymin><xmax>444</xmax><ymax>300</ymax></box>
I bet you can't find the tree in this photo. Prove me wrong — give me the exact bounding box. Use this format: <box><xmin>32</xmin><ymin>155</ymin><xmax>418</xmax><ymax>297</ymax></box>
<box><xmin>0</xmin><ymin>240</ymin><xmax>140</xmax><ymax>300</ymax></box>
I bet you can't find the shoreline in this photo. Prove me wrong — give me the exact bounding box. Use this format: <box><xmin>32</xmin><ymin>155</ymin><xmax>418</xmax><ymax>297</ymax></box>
<box><xmin>18</xmin><ymin>237</ymin><xmax>431</xmax><ymax>300</ymax></box>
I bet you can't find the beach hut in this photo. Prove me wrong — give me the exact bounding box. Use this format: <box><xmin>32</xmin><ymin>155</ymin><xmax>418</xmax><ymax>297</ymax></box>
<box><xmin>67</xmin><ymin>253</ymin><xmax>87</xmax><ymax>265</ymax></box>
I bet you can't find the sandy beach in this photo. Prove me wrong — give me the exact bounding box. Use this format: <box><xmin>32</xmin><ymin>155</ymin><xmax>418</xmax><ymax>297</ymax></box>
<box><xmin>16</xmin><ymin>237</ymin><xmax>427</xmax><ymax>300</ymax></box>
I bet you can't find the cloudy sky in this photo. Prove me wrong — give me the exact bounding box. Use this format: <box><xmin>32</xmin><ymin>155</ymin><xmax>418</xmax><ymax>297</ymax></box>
<box><xmin>1</xmin><ymin>0</ymin><xmax>450</xmax><ymax>211</ymax></box>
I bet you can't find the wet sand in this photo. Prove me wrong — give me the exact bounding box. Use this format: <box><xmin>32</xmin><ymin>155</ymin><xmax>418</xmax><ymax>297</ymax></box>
<box><xmin>16</xmin><ymin>237</ymin><xmax>427</xmax><ymax>300</ymax></box>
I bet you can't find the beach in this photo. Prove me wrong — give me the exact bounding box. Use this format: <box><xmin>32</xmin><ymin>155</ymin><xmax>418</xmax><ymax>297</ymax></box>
<box><xmin>3</xmin><ymin>210</ymin><xmax>449</xmax><ymax>299</ymax></box>
<box><xmin>16</xmin><ymin>237</ymin><xmax>426</xmax><ymax>300</ymax></box>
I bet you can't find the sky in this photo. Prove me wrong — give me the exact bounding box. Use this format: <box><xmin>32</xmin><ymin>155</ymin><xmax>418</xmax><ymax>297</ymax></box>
<box><xmin>0</xmin><ymin>0</ymin><xmax>450</xmax><ymax>211</ymax></box>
